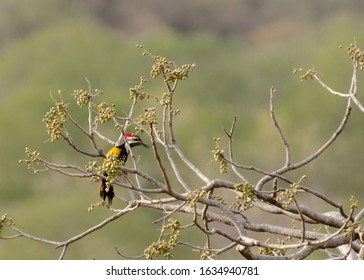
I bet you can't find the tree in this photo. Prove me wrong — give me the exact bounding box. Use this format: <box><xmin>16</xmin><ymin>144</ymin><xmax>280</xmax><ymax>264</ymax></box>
<box><xmin>2</xmin><ymin>43</ymin><xmax>364</xmax><ymax>260</ymax></box>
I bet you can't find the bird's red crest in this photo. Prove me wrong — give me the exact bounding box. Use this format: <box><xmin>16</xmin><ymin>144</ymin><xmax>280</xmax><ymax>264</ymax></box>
<box><xmin>124</xmin><ymin>133</ymin><xmax>135</xmax><ymax>138</ymax></box>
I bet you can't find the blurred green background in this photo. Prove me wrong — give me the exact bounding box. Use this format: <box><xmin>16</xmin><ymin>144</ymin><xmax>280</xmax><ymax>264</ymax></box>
<box><xmin>1</xmin><ymin>0</ymin><xmax>364</xmax><ymax>259</ymax></box>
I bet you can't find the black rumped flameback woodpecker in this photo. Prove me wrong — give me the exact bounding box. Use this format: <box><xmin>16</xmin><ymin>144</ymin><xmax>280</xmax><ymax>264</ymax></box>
<box><xmin>99</xmin><ymin>133</ymin><xmax>148</xmax><ymax>206</ymax></box>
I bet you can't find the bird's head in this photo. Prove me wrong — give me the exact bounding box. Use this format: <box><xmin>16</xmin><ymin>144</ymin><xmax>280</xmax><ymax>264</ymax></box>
<box><xmin>116</xmin><ymin>133</ymin><xmax>149</xmax><ymax>148</ymax></box>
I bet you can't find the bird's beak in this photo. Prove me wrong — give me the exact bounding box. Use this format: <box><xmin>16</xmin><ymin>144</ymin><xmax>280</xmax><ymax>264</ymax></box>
<box><xmin>141</xmin><ymin>142</ymin><xmax>149</xmax><ymax>148</ymax></box>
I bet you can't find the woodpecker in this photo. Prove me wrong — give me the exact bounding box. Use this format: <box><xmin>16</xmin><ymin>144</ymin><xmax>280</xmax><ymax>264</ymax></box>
<box><xmin>100</xmin><ymin>133</ymin><xmax>148</xmax><ymax>206</ymax></box>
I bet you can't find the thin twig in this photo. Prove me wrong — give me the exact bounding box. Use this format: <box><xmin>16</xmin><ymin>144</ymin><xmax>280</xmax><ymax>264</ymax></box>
<box><xmin>173</xmin><ymin>143</ymin><xmax>210</xmax><ymax>183</ymax></box>
<box><xmin>269</xmin><ymin>87</ymin><xmax>291</xmax><ymax>167</ymax></box>
<box><xmin>114</xmin><ymin>246</ymin><xmax>144</xmax><ymax>259</ymax></box>
<box><xmin>165</xmin><ymin>105</ymin><xmax>191</xmax><ymax>191</ymax></box>
<box><xmin>153</xmin><ymin>201</ymin><xmax>187</xmax><ymax>224</ymax></box>
<box><xmin>224</xmin><ymin>116</ymin><xmax>249</xmax><ymax>183</ymax></box>
<box><xmin>58</xmin><ymin>245</ymin><xmax>68</xmax><ymax>260</ymax></box>
<box><xmin>94</xmin><ymin>129</ymin><xmax>114</xmax><ymax>145</ymax></box>
<box><xmin>255</xmin><ymin>97</ymin><xmax>352</xmax><ymax>191</ymax></box>
<box><xmin>298</xmin><ymin>185</ymin><xmax>348</xmax><ymax>219</ymax></box>
<box><xmin>9</xmin><ymin>226</ymin><xmax>60</xmax><ymax>246</ymax></box>
<box><xmin>293</xmin><ymin>197</ymin><xmax>306</xmax><ymax>242</ymax></box>
<box><xmin>150</xmin><ymin>125</ymin><xmax>172</xmax><ymax>194</ymax></box>
<box><xmin>61</xmin><ymin>132</ymin><xmax>101</xmax><ymax>158</ymax></box>
<box><xmin>313</xmin><ymin>75</ymin><xmax>348</xmax><ymax>97</ymax></box>
<box><xmin>56</xmin><ymin>204</ymin><xmax>139</xmax><ymax>249</ymax></box>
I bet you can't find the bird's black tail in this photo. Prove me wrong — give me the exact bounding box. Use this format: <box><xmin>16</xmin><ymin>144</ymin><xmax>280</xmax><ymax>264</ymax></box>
<box><xmin>99</xmin><ymin>176</ymin><xmax>114</xmax><ymax>206</ymax></box>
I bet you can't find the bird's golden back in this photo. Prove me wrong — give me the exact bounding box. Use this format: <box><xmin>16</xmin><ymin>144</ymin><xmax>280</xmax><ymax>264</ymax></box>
<box><xmin>104</xmin><ymin>145</ymin><xmax>128</xmax><ymax>163</ymax></box>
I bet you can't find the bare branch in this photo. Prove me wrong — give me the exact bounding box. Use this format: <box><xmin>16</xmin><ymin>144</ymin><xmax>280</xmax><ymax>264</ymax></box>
<box><xmin>269</xmin><ymin>87</ymin><xmax>291</xmax><ymax>167</ymax></box>
<box><xmin>224</xmin><ymin>116</ymin><xmax>249</xmax><ymax>183</ymax></box>
<box><xmin>313</xmin><ymin>74</ymin><xmax>349</xmax><ymax>97</ymax></box>
<box><xmin>61</xmin><ymin>131</ymin><xmax>101</xmax><ymax>158</ymax></box>
<box><xmin>58</xmin><ymin>245</ymin><xmax>68</xmax><ymax>260</ymax></box>
<box><xmin>150</xmin><ymin>125</ymin><xmax>172</xmax><ymax>194</ymax></box>
<box><xmin>56</xmin><ymin>203</ymin><xmax>138</xmax><ymax>249</ymax></box>
<box><xmin>293</xmin><ymin>197</ymin><xmax>306</xmax><ymax>242</ymax></box>
<box><xmin>173</xmin><ymin>143</ymin><xmax>211</xmax><ymax>183</ymax></box>
<box><xmin>256</xmin><ymin>97</ymin><xmax>352</xmax><ymax>191</ymax></box>
<box><xmin>8</xmin><ymin>226</ymin><xmax>60</xmax><ymax>246</ymax></box>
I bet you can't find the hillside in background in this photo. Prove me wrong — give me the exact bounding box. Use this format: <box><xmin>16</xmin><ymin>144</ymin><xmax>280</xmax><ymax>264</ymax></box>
<box><xmin>1</xmin><ymin>0</ymin><xmax>364</xmax><ymax>44</ymax></box>
<box><xmin>1</xmin><ymin>0</ymin><xmax>364</xmax><ymax>259</ymax></box>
